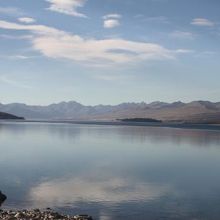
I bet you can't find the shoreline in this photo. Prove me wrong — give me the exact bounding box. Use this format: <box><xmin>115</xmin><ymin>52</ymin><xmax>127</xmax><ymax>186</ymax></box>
<box><xmin>0</xmin><ymin>192</ymin><xmax>93</xmax><ymax>219</ymax></box>
<box><xmin>0</xmin><ymin>209</ymin><xmax>93</xmax><ymax>220</ymax></box>
<box><xmin>1</xmin><ymin>119</ymin><xmax>220</xmax><ymax>131</ymax></box>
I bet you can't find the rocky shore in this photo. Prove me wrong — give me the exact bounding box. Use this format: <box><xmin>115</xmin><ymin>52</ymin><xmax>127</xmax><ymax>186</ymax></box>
<box><xmin>0</xmin><ymin>191</ymin><xmax>93</xmax><ymax>220</ymax></box>
<box><xmin>0</xmin><ymin>209</ymin><xmax>93</xmax><ymax>220</ymax></box>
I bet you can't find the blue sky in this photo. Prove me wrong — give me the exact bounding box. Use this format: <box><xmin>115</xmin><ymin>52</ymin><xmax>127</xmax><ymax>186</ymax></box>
<box><xmin>0</xmin><ymin>0</ymin><xmax>219</xmax><ymax>105</ymax></box>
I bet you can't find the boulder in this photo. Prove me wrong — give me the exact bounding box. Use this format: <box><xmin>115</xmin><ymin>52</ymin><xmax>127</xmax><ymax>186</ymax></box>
<box><xmin>74</xmin><ymin>214</ymin><xmax>93</xmax><ymax>220</ymax></box>
<box><xmin>0</xmin><ymin>191</ymin><xmax>7</xmax><ymax>206</ymax></box>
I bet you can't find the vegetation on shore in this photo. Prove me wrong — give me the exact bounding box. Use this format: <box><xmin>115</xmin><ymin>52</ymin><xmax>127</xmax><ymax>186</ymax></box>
<box><xmin>119</xmin><ymin>118</ymin><xmax>162</xmax><ymax>123</ymax></box>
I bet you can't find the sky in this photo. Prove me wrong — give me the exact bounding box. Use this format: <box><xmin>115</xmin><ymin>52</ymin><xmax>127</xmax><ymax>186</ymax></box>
<box><xmin>0</xmin><ymin>0</ymin><xmax>219</xmax><ymax>105</ymax></box>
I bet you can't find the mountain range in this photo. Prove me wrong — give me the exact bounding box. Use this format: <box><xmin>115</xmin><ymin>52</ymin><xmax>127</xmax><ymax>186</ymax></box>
<box><xmin>0</xmin><ymin>101</ymin><xmax>220</xmax><ymax>123</ymax></box>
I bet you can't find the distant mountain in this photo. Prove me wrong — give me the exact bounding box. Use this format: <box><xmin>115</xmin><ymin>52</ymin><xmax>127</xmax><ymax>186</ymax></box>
<box><xmin>0</xmin><ymin>101</ymin><xmax>220</xmax><ymax>123</ymax></box>
<box><xmin>0</xmin><ymin>111</ymin><xmax>24</xmax><ymax>120</ymax></box>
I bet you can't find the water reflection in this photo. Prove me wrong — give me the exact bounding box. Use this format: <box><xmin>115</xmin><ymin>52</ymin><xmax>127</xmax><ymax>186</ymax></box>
<box><xmin>29</xmin><ymin>176</ymin><xmax>170</xmax><ymax>208</ymax></box>
<box><xmin>1</xmin><ymin>122</ymin><xmax>220</xmax><ymax>219</ymax></box>
<box><xmin>0</xmin><ymin>122</ymin><xmax>82</xmax><ymax>141</ymax></box>
<box><xmin>1</xmin><ymin>122</ymin><xmax>220</xmax><ymax>148</ymax></box>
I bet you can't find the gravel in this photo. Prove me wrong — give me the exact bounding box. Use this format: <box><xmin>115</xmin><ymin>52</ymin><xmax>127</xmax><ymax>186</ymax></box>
<box><xmin>0</xmin><ymin>209</ymin><xmax>93</xmax><ymax>220</ymax></box>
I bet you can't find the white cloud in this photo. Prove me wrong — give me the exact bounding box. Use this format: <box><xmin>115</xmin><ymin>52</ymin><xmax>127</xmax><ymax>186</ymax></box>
<box><xmin>0</xmin><ymin>20</ymin><xmax>190</xmax><ymax>65</ymax></box>
<box><xmin>46</xmin><ymin>0</ymin><xmax>87</xmax><ymax>18</ymax></box>
<box><xmin>191</xmin><ymin>18</ymin><xmax>215</xmax><ymax>27</ymax></box>
<box><xmin>103</xmin><ymin>14</ymin><xmax>122</xmax><ymax>29</ymax></box>
<box><xmin>18</xmin><ymin>17</ymin><xmax>36</xmax><ymax>24</ymax></box>
<box><xmin>103</xmin><ymin>14</ymin><xmax>122</xmax><ymax>20</ymax></box>
<box><xmin>104</xmin><ymin>19</ymin><xmax>120</xmax><ymax>29</ymax></box>
<box><xmin>170</xmin><ymin>31</ymin><xmax>195</xmax><ymax>40</ymax></box>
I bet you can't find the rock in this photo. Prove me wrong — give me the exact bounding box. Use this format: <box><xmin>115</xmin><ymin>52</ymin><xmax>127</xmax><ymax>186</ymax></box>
<box><xmin>0</xmin><ymin>191</ymin><xmax>7</xmax><ymax>206</ymax></box>
<box><xmin>74</xmin><ymin>214</ymin><xmax>93</xmax><ymax>220</ymax></box>
<box><xmin>0</xmin><ymin>209</ymin><xmax>94</xmax><ymax>220</ymax></box>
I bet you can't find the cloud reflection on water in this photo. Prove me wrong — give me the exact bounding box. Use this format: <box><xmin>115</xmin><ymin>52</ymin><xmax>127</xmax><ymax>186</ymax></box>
<box><xmin>29</xmin><ymin>176</ymin><xmax>170</xmax><ymax>208</ymax></box>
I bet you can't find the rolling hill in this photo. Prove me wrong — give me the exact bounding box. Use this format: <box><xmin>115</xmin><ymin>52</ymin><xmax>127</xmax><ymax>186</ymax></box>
<box><xmin>0</xmin><ymin>111</ymin><xmax>24</xmax><ymax>120</ymax></box>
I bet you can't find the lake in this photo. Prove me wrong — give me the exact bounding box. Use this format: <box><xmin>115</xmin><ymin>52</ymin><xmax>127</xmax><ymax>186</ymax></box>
<box><xmin>1</xmin><ymin>122</ymin><xmax>220</xmax><ymax>220</ymax></box>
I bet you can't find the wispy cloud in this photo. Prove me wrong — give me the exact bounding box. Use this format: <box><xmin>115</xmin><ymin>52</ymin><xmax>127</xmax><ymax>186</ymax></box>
<box><xmin>0</xmin><ymin>34</ymin><xmax>33</xmax><ymax>40</ymax></box>
<box><xmin>175</xmin><ymin>49</ymin><xmax>194</xmax><ymax>54</ymax></box>
<box><xmin>135</xmin><ymin>15</ymin><xmax>169</xmax><ymax>24</ymax></box>
<box><xmin>46</xmin><ymin>0</ymin><xmax>87</xmax><ymax>18</ymax></box>
<box><xmin>170</xmin><ymin>31</ymin><xmax>195</xmax><ymax>40</ymax></box>
<box><xmin>194</xmin><ymin>51</ymin><xmax>217</xmax><ymax>58</ymax></box>
<box><xmin>103</xmin><ymin>14</ymin><xmax>122</xmax><ymax>20</ymax></box>
<box><xmin>0</xmin><ymin>54</ymin><xmax>35</xmax><ymax>60</ymax></box>
<box><xmin>0</xmin><ymin>7</ymin><xmax>23</xmax><ymax>16</ymax></box>
<box><xmin>18</xmin><ymin>17</ymin><xmax>36</xmax><ymax>24</ymax></box>
<box><xmin>191</xmin><ymin>18</ymin><xmax>215</xmax><ymax>27</ymax></box>
<box><xmin>93</xmin><ymin>73</ymin><xmax>131</xmax><ymax>81</ymax></box>
<box><xmin>0</xmin><ymin>75</ymin><xmax>32</xmax><ymax>89</ymax></box>
<box><xmin>5</xmin><ymin>55</ymin><xmax>30</xmax><ymax>60</ymax></box>
<box><xmin>0</xmin><ymin>20</ymin><xmax>191</xmax><ymax>65</ymax></box>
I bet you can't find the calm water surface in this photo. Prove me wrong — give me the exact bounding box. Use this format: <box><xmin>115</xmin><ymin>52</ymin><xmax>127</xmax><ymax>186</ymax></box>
<box><xmin>1</xmin><ymin>122</ymin><xmax>220</xmax><ymax>220</ymax></box>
